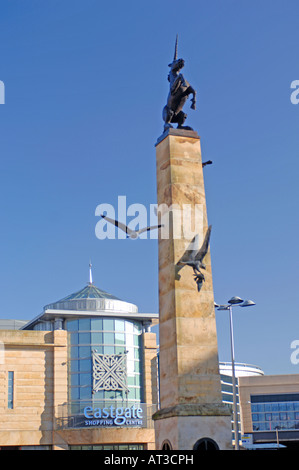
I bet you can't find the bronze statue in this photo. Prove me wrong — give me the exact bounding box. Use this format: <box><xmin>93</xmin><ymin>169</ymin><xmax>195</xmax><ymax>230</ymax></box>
<box><xmin>176</xmin><ymin>225</ymin><xmax>212</xmax><ymax>292</ymax></box>
<box><xmin>163</xmin><ymin>35</ymin><xmax>197</xmax><ymax>131</ymax></box>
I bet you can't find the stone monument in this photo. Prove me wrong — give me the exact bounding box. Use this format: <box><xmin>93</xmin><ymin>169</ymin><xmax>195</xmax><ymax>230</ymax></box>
<box><xmin>152</xmin><ymin>38</ymin><xmax>232</xmax><ymax>450</ymax></box>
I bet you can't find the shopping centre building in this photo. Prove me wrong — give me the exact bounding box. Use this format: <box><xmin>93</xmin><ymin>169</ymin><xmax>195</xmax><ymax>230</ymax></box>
<box><xmin>0</xmin><ymin>278</ymin><xmax>159</xmax><ymax>450</ymax></box>
<box><xmin>1</xmin><ymin>277</ymin><xmax>299</xmax><ymax>450</ymax></box>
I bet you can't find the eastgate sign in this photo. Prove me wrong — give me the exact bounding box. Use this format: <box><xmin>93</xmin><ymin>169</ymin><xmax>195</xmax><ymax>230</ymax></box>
<box><xmin>83</xmin><ymin>404</ymin><xmax>143</xmax><ymax>427</ymax></box>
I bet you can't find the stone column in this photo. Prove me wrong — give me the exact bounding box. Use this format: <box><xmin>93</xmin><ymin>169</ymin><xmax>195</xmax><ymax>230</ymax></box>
<box><xmin>153</xmin><ymin>128</ymin><xmax>232</xmax><ymax>450</ymax></box>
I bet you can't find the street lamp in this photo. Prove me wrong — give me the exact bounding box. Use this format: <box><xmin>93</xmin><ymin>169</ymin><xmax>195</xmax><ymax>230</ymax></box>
<box><xmin>216</xmin><ymin>296</ymin><xmax>256</xmax><ymax>450</ymax></box>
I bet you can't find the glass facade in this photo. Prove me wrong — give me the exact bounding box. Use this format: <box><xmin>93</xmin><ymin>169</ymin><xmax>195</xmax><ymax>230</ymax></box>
<box><xmin>251</xmin><ymin>393</ymin><xmax>299</xmax><ymax>431</ymax></box>
<box><xmin>67</xmin><ymin>317</ymin><xmax>143</xmax><ymax>414</ymax></box>
<box><xmin>70</xmin><ymin>444</ymin><xmax>144</xmax><ymax>450</ymax></box>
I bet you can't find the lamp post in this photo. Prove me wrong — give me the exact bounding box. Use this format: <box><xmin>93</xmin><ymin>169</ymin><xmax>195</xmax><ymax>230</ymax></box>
<box><xmin>216</xmin><ymin>296</ymin><xmax>256</xmax><ymax>450</ymax></box>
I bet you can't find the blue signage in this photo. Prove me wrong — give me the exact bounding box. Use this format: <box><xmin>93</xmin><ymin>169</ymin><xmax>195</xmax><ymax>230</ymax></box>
<box><xmin>70</xmin><ymin>404</ymin><xmax>144</xmax><ymax>428</ymax></box>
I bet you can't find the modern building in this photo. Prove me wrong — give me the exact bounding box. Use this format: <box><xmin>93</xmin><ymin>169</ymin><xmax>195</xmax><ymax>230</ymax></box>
<box><xmin>0</xmin><ymin>319</ymin><xmax>28</xmax><ymax>330</ymax></box>
<box><xmin>239</xmin><ymin>374</ymin><xmax>299</xmax><ymax>449</ymax></box>
<box><xmin>0</xmin><ymin>275</ymin><xmax>159</xmax><ymax>450</ymax></box>
<box><xmin>219</xmin><ymin>362</ymin><xmax>264</xmax><ymax>446</ymax></box>
<box><xmin>220</xmin><ymin>362</ymin><xmax>299</xmax><ymax>449</ymax></box>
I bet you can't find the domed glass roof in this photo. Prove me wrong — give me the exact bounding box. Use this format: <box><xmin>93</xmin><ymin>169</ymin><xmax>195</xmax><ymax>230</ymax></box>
<box><xmin>42</xmin><ymin>265</ymin><xmax>138</xmax><ymax>313</ymax></box>
<box><xmin>43</xmin><ymin>282</ymin><xmax>138</xmax><ymax>314</ymax></box>
<box><xmin>57</xmin><ymin>283</ymin><xmax>120</xmax><ymax>302</ymax></box>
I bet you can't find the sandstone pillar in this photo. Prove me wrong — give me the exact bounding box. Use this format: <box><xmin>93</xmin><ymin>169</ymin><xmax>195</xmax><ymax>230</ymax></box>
<box><xmin>153</xmin><ymin>128</ymin><xmax>232</xmax><ymax>450</ymax></box>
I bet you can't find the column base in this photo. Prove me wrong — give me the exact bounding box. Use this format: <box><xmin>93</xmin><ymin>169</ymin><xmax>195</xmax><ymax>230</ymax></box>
<box><xmin>153</xmin><ymin>403</ymin><xmax>232</xmax><ymax>450</ymax></box>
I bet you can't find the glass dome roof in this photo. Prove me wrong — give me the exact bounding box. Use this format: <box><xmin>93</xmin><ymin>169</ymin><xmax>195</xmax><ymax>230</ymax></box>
<box><xmin>43</xmin><ymin>282</ymin><xmax>138</xmax><ymax>314</ymax></box>
<box><xmin>57</xmin><ymin>283</ymin><xmax>120</xmax><ymax>301</ymax></box>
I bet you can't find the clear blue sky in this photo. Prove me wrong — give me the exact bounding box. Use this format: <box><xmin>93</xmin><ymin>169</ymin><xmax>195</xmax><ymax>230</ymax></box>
<box><xmin>0</xmin><ymin>0</ymin><xmax>298</xmax><ymax>375</ymax></box>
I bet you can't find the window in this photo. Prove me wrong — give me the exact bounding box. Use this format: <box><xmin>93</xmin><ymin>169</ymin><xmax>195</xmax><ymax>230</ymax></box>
<box><xmin>67</xmin><ymin>317</ymin><xmax>143</xmax><ymax>404</ymax></box>
<box><xmin>250</xmin><ymin>394</ymin><xmax>299</xmax><ymax>431</ymax></box>
<box><xmin>8</xmin><ymin>371</ymin><xmax>14</xmax><ymax>409</ymax></box>
<box><xmin>70</xmin><ymin>444</ymin><xmax>144</xmax><ymax>450</ymax></box>
<box><xmin>161</xmin><ymin>440</ymin><xmax>172</xmax><ymax>450</ymax></box>
<box><xmin>193</xmin><ymin>438</ymin><xmax>219</xmax><ymax>450</ymax></box>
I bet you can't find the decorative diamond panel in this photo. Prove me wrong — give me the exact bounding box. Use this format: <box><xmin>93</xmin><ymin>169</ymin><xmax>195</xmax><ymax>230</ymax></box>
<box><xmin>92</xmin><ymin>350</ymin><xmax>129</xmax><ymax>394</ymax></box>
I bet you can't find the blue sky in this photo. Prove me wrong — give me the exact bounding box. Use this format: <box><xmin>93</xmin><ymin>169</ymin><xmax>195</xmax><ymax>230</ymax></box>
<box><xmin>0</xmin><ymin>0</ymin><xmax>298</xmax><ymax>375</ymax></box>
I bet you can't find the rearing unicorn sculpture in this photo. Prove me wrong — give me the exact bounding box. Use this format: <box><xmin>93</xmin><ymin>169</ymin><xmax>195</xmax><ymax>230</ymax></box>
<box><xmin>162</xmin><ymin>35</ymin><xmax>197</xmax><ymax>132</ymax></box>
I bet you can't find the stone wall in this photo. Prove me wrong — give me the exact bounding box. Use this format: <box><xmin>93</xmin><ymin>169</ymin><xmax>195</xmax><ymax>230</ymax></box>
<box><xmin>0</xmin><ymin>329</ymin><xmax>68</xmax><ymax>447</ymax></box>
